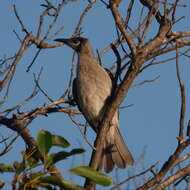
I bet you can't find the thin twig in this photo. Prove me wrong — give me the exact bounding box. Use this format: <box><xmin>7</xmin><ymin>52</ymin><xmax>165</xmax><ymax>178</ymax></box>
<box><xmin>26</xmin><ymin>49</ymin><xmax>42</xmax><ymax>72</ymax></box>
<box><xmin>13</xmin><ymin>30</ymin><xmax>22</xmax><ymax>43</ymax></box>
<box><xmin>111</xmin><ymin>163</ymin><xmax>158</xmax><ymax>190</ymax></box>
<box><xmin>172</xmin><ymin>152</ymin><xmax>190</xmax><ymax>168</ymax></box>
<box><xmin>140</xmin><ymin>48</ymin><xmax>190</xmax><ymax>73</ymax></box>
<box><xmin>158</xmin><ymin>0</ymin><xmax>186</xmax><ymax>7</ymax></box>
<box><xmin>140</xmin><ymin>1</ymin><xmax>159</xmax><ymax>44</ymax></box>
<box><xmin>69</xmin><ymin>114</ymin><xmax>96</xmax><ymax>150</ymax></box>
<box><xmin>125</xmin><ymin>0</ymin><xmax>135</xmax><ymax>28</ymax></box>
<box><xmin>111</xmin><ymin>43</ymin><xmax>121</xmax><ymax>89</ymax></box>
<box><xmin>0</xmin><ymin>34</ymin><xmax>31</xmax><ymax>106</ymax></box>
<box><xmin>37</xmin><ymin>4</ymin><xmax>50</xmax><ymax>39</ymax></box>
<box><xmin>34</xmin><ymin>72</ymin><xmax>55</xmax><ymax>103</ymax></box>
<box><xmin>44</xmin><ymin>1</ymin><xmax>65</xmax><ymax>40</ymax></box>
<box><xmin>73</xmin><ymin>3</ymin><xmax>94</xmax><ymax>36</ymax></box>
<box><xmin>13</xmin><ymin>5</ymin><xmax>28</xmax><ymax>34</ymax></box>
<box><xmin>175</xmin><ymin>43</ymin><xmax>186</xmax><ymax>142</ymax></box>
<box><xmin>17</xmin><ymin>98</ymin><xmax>80</xmax><ymax>121</ymax></box>
<box><xmin>0</xmin><ymin>135</ymin><xmax>18</xmax><ymax>156</ymax></box>
<box><xmin>154</xmin><ymin>164</ymin><xmax>190</xmax><ymax>190</ymax></box>
<box><xmin>109</xmin><ymin>0</ymin><xmax>136</xmax><ymax>56</ymax></box>
<box><xmin>132</xmin><ymin>75</ymin><xmax>160</xmax><ymax>87</ymax></box>
<box><xmin>172</xmin><ymin>0</ymin><xmax>180</xmax><ymax>22</ymax></box>
<box><xmin>137</xmin><ymin>138</ymin><xmax>190</xmax><ymax>190</ymax></box>
<box><xmin>0</xmin><ymin>84</ymin><xmax>38</xmax><ymax>114</ymax></box>
<box><xmin>120</xmin><ymin>104</ymin><xmax>134</xmax><ymax>109</ymax></box>
<box><xmin>49</xmin><ymin>25</ymin><xmax>64</xmax><ymax>40</ymax></box>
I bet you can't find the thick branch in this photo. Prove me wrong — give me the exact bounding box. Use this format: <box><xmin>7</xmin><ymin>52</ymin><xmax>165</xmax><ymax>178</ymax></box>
<box><xmin>137</xmin><ymin>138</ymin><xmax>190</xmax><ymax>190</ymax></box>
<box><xmin>16</xmin><ymin>99</ymin><xmax>80</xmax><ymax>126</ymax></box>
<box><xmin>109</xmin><ymin>0</ymin><xmax>137</xmax><ymax>56</ymax></box>
<box><xmin>0</xmin><ymin>115</ymin><xmax>63</xmax><ymax>179</ymax></box>
<box><xmin>0</xmin><ymin>116</ymin><xmax>35</xmax><ymax>148</ymax></box>
<box><xmin>154</xmin><ymin>164</ymin><xmax>190</xmax><ymax>190</ymax></box>
<box><xmin>29</xmin><ymin>35</ymin><xmax>64</xmax><ymax>49</ymax></box>
<box><xmin>85</xmin><ymin>12</ymin><xmax>171</xmax><ymax>190</ymax></box>
<box><xmin>139</xmin><ymin>0</ymin><xmax>162</xmax><ymax>24</ymax></box>
<box><xmin>84</xmin><ymin>61</ymin><xmax>140</xmax><ymax>190</ymax></box>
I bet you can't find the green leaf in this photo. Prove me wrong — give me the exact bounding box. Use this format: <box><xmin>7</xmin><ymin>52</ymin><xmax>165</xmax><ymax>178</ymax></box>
<box><xmin>13</xmin><ymin>161</ymin><xmax>26</xmax><ymax>174</ymax></box>
<box><xmin>37</xmin><ymin>130</ymin><xmax>52</xmax><ymax>155</ymax></box>
<box><xmin>70</xmin><ymin>166</ymin><xmax>112</xmax><ymax>187</ymax></box>
<box><xmin>40</xmin><ymin>176</ymin><xmax>85</xmax><ymax>190</ymax></box>
<box><xmin>45</xmin><ymin>152</ymin><xmax>67</xmax><ymax>168</ymax></box>
<box><xmin>0</xmin><ymin>163</ymin><xmax>14</xmax><ymax>173</ymax></box>
<box><xmin>30</xmin><ymin>171</ymin><xmax>45</xmax><ymax>179</ymax></box>
<box><xmin>0</xmin><ymin>181</ymin><xmax>5</xmax><ymax>189</ymax></box>
<box><xmin>38</xmin><ymin>184</ymin><xmax>54</xmax><ymax>190</ymax></box>
<box><xmin>70</xmin><ymin>148</ymin><xmax>85</xmax><ymax>154</ymax></box>
<box><xmin>46</xmin><ymin>149</ymin><xmax>85</xmax><ymax>168</ymax></box>
<box><xmin>23</xmin><ymin>148</ymin><xmax>41</xmax><ymax>167</ymax></box>
<box><xmin>52</xmin><ymin>135</ymin><xmax>70</xmax><ymax>148</ymax></box>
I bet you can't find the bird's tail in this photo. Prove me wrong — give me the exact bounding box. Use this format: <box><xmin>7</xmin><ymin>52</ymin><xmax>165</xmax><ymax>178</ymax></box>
<box><xmin>102</xmin><ymin>125</ymin><xmax>134</xmax><ymax>173</ymax></box>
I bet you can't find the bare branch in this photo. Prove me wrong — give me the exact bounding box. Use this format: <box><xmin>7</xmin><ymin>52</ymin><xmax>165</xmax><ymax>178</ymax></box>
<box><xmin>37</xmin><ymin>2</ymin><xmax>54</xmax><ymax>39</ymax></box>
<box><xmin>0</xmin><ymin>116</ymin><xmax>35</xmax><ymax>149</ymax></box>
<box><xmin>133</xmin><ymin>75</ymin><xmax>160</xmax><ymax>87</ymax></box>
<box><xmin>158</xmin><ymin>0</ymin><xmax>186</xmax><ymax>8</ymax></box>
<box><xmin>139</xmin><ymin>0</ymin><xmax>162</xmax><ymax>24</ymax></box>
<box><xmin>0</xmin><ymin>135</ymin><xmax>15</xmax><ymax>156</ymax></box>
<box><xmin>69</xmin><ymin>114</ymin><xmax>95</xmax><ymax>150</ymax></box>
<box><xmin>170</xmin><ymin>31</ymin><xmax>190</xmax><ymax>38</ymax></box>
<box><xmin>125</xmin><ymin>0</ymin><xmax>135</xmax><ymax>28</ymax></box>
<box><xmin>13</xmin><ymin>30</ymin><xmax>22</xmax><ymax>43</ymax></box>
<box><xmin>0</xmin><ymin>34</ymin><xmax>30</xmax><ymax>93</ymax></box>
<box><xmin>110</xmin><ymin>44</ymin><xmax>121</xmax><ymax>88</ymax></box>
<box><xmin>29</xmin><ymin>34</ymin><xmax>64</xmax><ymax>48</ymax></box>
<box><xmin>137</xmin><ymin>138</ymin><xmax>190</xmax><ymax>190</ymax></box>
<box><xmin>0</xmin><ymin>85</ymin><xmax>38</xmax><ymax>114</ymax></box>
<box><xmin>187</xmin><ymin>120</ymin><xmax>190</xmax><ymax>137</ymax></box>
<box><xmin>140</xmin><ymin>47</ymin><xmax>190</xmax><ymax>72</ymax></box>
<box><xmin>85</xmin><ymin>10</ymin><xmax>171</xmax><ymax>189</ymax></box>
<box><xmin>0</xmin><ymin>115</ymin><xmax>63</xmax><ymax>179</ymax></box>
<box><xmin>26</xmin><ymin>49</ymin><xmax>42</xmax><ymax>72</ymax></box>
<box><xmin>175</xmin><ymin>43</ymin><xmax>186</xmax><ymax>142</ymax></box>
<box><xmin>111</xmin><ymin>163</ymin><xmax>158</xmax><ymax>190</ymax></box>
<box><xmin>17</xmin><ymin>99</ymin><xmax>80</xmax><ymax>126</ymax></box>
<box><xmin>154</xmin><ymin>164</ymin><xmax>190</xmax><ymax>190</ymax></box>
<box><xmin>109</xmin><ymin>0</ymin><xmax>137</xmax><ymax>56</ymax></box>
<box><xmin>172</xmin><ymin>152</ymin><xmax>190</xmax><ymax>168</ymax></box>
<box><xmin>171</xmin><ymin>0</ymin><xmax>180</xmax><ymax>22</ymax></box>
<box><xmin>74</xmin><ymin>3</ymin><xmax>94</xmax><ymax>36</ymax></box>
<box><xmin>13</xmin><ymin>4</ymin><xmax>29</xmax><ymax>34</ymax></box>
<box><xmin>139</xmin><ymin>1</ymin><xmax>160</xmax><ymax>44</ymax></box>
<box><xmin>43</xmin><ymin>1</ymin><xmax>65</xmax><ymax>40</ymax></box>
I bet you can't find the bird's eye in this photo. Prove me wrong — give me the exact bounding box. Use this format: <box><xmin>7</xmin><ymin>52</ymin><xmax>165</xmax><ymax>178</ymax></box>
<box><xmin>72</xmin><ymin>39</ymin><xmax>80</xmax><ymax>45</ymax></box>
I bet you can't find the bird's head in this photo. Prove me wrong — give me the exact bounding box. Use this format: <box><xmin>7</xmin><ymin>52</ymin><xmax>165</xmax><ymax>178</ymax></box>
<box><xmin>54</xmin><ymin>37</ymin><xmax>93</xmax><ymax>56</ymax></box>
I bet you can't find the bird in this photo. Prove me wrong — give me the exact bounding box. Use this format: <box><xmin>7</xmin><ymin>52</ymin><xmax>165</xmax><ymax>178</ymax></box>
<box><xmin>54</xmin><ymin>37</ymin><xmax>134</xmax><ymax>173</ymax></box>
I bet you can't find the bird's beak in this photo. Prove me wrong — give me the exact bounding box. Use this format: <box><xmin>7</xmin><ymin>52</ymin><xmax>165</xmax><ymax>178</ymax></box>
<box><xmin>54</xmin><ymin>38</ymin><xmax>80</xmax><ymax>50</ymax></box>
<box><xmin>54</xmin><ymin>38</ymin><xmax>70</xmax><ymax>44</ymax></box>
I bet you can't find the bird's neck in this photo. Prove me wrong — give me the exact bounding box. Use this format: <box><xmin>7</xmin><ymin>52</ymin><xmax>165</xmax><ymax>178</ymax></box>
<box><xmin>77</xmin><ymin>53</ymin><xmax>98</xmax><ymax>75</ymax></box>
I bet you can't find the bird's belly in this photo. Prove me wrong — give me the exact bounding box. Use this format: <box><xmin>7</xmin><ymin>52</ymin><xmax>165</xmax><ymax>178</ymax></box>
<box><xmin>77</xmin><ymin>75</ymin><xmax>111</xmax><ymax>125</ymax></box>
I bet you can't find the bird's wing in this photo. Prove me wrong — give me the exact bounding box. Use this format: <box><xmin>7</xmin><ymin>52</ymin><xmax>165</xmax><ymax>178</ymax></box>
<box><xmin>72</xmin><ymin>78</ymin><xmax>82</xmax><ymax>112</ymax></box>
<box><xmin>72</xmin><ymin>77</ymin><xmax>97</xmax><ymax>130</ymax></box>
<box><xmin>104</xmin><ymin>68</ymin><xmax>117</xmax><ymax>97</ymax></box>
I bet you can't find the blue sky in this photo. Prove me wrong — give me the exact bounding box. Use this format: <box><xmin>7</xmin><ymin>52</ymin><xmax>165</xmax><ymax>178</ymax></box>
<box><xmin>0</xmin><ymin>0</ymin><xmax>190</xmax><ymax>189</ymax></box>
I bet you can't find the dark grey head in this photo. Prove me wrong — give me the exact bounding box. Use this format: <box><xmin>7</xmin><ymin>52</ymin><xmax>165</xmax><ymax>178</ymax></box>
<box><xmin>54</xmin><ymin>37</ymin><xmax>93</xmax><ymax>56</ymax></box>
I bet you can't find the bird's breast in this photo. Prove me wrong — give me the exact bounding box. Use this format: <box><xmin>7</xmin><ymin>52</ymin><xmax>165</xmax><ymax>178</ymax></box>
<box><xmin>76</xmin><ymin>62</ymin><xmax>112</xmax><ymax>123</ymax></box>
